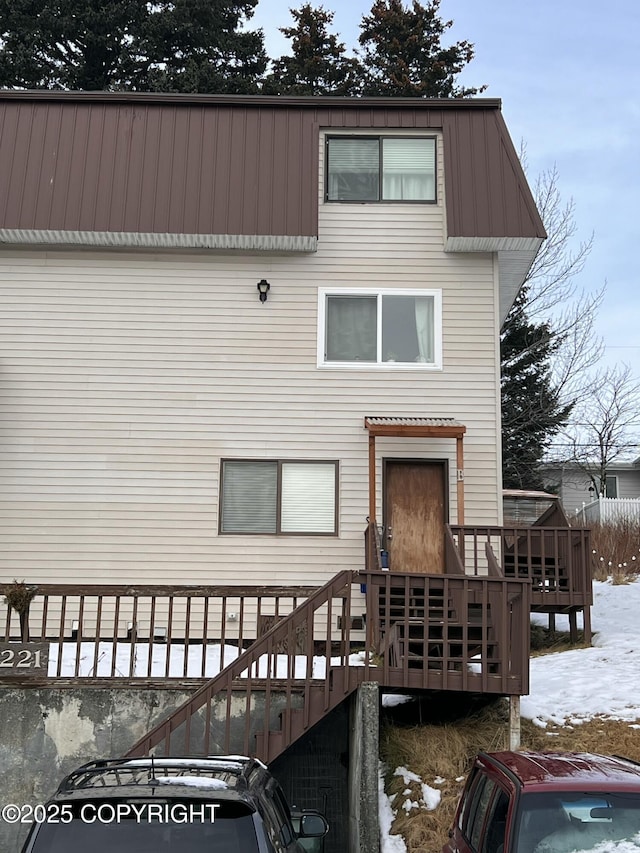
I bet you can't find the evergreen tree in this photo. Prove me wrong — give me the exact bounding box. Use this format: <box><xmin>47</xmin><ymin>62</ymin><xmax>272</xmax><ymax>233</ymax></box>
<box><xmin>0</xmin><ymin>0</ymin><xmax>149</xmax><ymax>89</ymax></box>
<box><xmin>263</xmin><ymin>4</ymin><xmax>360</xmax><ymax>96</ymax></box>
<box><xmin>0</xmin><ymin>0</ymin><xmax>266</xmax><ymax>92</ymax></box>
<box><xmin>144</xmin><ymin>0</ymin><xmax>267</xmax><ymax>94</ymax></box>
<box><xmin>501</xmin><ymin>287</ymin><xmax>573</xmax><ymax>490</ymax></box>
<box><xmin>357</xmin><ymin>0</ymin><xmax>484</xmax><ymax>98</ymax></box>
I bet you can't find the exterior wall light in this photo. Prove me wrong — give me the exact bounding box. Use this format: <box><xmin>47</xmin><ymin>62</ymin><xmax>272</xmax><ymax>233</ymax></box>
<box><xmin>257</xmin><ymin>279</ymin><xmax>271</xmax><ymax>303</ymax></box>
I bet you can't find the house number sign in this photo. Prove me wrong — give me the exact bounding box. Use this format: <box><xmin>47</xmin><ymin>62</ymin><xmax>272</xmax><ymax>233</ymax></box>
<box><xmin>0</xmin><ymin>643</ymin><xmax>48</xmax><ymax>675</ymax></box>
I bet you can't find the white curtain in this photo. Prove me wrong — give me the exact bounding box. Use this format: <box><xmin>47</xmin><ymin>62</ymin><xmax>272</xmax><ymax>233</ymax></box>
<box><xmin>382</xmin><ymin>138</ymin><xmax>435</xmax><ymax>200</ymax></box>
<box><xmin>414</xmin><ymin>296</ymin><xmax>434</xmax><ymax>362</ymax></box>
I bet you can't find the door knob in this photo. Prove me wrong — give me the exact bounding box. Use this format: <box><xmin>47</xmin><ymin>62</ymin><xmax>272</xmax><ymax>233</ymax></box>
<box><xmin>386</xmin><ymin>527</ymin><xmax>393</xmax><ymax>540</ymax></box>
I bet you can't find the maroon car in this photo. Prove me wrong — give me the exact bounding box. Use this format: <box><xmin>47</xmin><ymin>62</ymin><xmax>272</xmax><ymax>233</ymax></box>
<box><xmin>444</xmin><ymin>751</ymin><xmax>640</xmax><ymax>853</ymax></box>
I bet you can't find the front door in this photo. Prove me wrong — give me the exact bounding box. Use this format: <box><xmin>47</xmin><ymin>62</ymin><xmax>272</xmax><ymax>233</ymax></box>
<box><xmin>384</xmin><ymin>460</ymin><xmax>447</xmax><ymax>573</ymax></box>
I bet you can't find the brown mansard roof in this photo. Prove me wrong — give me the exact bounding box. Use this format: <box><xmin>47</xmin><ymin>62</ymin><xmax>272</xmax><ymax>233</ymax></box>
<box><xmin>0</xmin><ymin>91</ymin><xmax>545</xmax><ymax>312</ymax></box>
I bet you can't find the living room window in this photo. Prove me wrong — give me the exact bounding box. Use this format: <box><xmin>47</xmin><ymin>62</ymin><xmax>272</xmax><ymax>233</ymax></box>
<box><xmin>318</xmin><ymin>288</ymin><xmax>442</xmax><ymax>368</ymax></box>
<box><xmin>220</xmin><ymin>460</ymin><xmax>338</xmax><ymax>535</ymax></box>
<box><xmin>326</xmin><ymin>136</ymin><xmax>436</xmax><ymax>202</ymax></box>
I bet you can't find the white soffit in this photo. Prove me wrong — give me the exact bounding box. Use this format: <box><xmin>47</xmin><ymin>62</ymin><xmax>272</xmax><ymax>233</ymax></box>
<box><xmin>0</xmin><ymin>229</ymin><xmax>318</xmax><ymax>253</ymax></box>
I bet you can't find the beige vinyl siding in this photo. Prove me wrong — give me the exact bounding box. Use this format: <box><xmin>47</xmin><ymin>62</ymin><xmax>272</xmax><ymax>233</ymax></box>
<box><xmin>0</xmin><ymin>134</ymin><xmax>502</xmax><ymax>586</ymax></box>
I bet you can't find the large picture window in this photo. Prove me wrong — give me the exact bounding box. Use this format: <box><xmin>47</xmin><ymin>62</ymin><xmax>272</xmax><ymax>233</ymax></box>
<box><xmin>326</xmin><ymin>136</ymin><xmax>436</xmax><ymax>202</ymax></box>
<box><xmin>220</xmin><ymin>460</ymin><xmax>338</xmax><ymax>535</ymax></box>
<box><xmin>319</xmin><ymin>288</ymin><xmax>442</xmax><ymax>368</ymax></box>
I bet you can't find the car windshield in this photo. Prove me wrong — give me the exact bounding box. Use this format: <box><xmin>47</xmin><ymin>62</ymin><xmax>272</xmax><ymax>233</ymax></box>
<box><xmin>25</xmin><ymin>799</ymin><xmax>260</xmax><ymax>853</ymax></box>
<box><xmin>515</xmin><ymin>792</ymin><xmax>640</xmax><ymax>853</ymax></box>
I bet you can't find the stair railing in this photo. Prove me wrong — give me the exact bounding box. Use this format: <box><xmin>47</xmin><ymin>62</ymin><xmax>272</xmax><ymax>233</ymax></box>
<box><xmin>125</xmin><ymin>570</ymin><xmax>363</xmax><ymax>759</ymax></box>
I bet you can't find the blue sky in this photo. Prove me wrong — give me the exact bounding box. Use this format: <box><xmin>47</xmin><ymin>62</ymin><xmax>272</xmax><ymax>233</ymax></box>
<box><xmin>251</xmin><ymin>0</ymin><xmax>640</xmax><ymax>378</ymax></box>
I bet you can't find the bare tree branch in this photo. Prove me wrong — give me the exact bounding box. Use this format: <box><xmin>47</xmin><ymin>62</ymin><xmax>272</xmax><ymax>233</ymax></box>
<box><xmin>554</xmin><ymin>364</ymin><xmax>640</xmax><ymax>491</ymax></box>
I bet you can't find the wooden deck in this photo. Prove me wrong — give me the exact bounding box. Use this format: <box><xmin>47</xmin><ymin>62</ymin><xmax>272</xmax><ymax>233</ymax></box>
<box><xmin>0</xmin><ymin>516</ymin><xmax>591</xmax><ymax>760</ymax></box>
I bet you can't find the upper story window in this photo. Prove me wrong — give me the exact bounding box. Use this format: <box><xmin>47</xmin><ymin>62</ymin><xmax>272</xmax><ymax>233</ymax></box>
<box><xmin>326</xmin><ymin>136</ymin><xmax>436</xmax><ymax>202</ymax></box>
<box><xmin>318</xmin><ymin>288</ymin><xmax>442</xmax><ymax>369</ymax></box>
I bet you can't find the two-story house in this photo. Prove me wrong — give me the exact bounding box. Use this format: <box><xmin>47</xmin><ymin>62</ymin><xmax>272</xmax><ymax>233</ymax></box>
<box><xmin>0</xmin><ymin>94</ymin><xmax>593</xmax><ymax>849</ymax></box>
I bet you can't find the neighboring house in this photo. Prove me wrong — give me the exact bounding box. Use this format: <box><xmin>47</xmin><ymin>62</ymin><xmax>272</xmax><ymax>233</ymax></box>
<box><xmin>0</xmin><ymin>90</ymin><xmax>545</xmax><ymax>588</ymax></box>
<box><xmin>542</xmin><ymin>459</ymin><xmax>640</xmax><ymax>519</ymax></box>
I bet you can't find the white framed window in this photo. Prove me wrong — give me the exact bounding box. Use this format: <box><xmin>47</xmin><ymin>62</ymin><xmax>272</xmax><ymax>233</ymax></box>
<box><xmin>318</xmin><ymin>288</ymin><xmax>442</xmax><ymax>369</ymax></box>
<box><xmin>220</xmin><ymin>460</ymin><xmax>338</xmax><ymax>535</ymax></box>
<box><xmin>326</xmin><ymin>136</ymin><xmax>436</xmax><ymax>202</ymax></box>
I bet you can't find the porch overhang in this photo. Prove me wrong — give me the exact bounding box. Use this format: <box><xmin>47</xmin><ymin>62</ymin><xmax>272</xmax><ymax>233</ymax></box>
<box><xmin>364</xmin><ymin>417</ymin><xmax>467</xmax><ymax>524</ymax></box>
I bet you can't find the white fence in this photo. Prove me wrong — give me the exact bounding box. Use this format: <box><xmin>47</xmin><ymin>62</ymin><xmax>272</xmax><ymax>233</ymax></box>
<box><xmin>576</xmin><ymin>497</ymin><xmax>640</xmax><ymax>525</ymax></box>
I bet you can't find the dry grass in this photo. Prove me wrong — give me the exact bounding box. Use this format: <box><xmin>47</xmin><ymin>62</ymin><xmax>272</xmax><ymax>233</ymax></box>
<box><xmin>589</xmin><ymin>519</ymin><xmax>640</xmax><ymax>582</ymax></box>
<box><xmin>380</xmin><ymin>706</ymin><xmax>640</xmax><ymax>853</ymax></box>
<box><xmin>380</xmin><ymin>703</ymin><xmax>512</xmax><ymax>853</ymax></box>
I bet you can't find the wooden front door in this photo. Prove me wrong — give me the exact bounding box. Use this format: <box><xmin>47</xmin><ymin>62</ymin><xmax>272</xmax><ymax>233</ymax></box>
<box><xmin>384</xmin><ymin>460</ymin><xmax>447</xmax><ymax>573</ymax></box>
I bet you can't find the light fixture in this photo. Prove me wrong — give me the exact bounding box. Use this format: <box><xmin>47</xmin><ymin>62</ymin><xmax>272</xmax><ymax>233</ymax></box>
<box><xmin>257</xmin><ymin>279</ymin><xmax>271</xmax><ymax>303</ymax></box>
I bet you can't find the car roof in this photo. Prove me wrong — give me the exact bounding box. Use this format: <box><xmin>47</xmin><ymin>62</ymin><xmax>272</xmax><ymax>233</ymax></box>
<box><xmin>52</xmin><ymin>755</ymin><xmax>270</xmax><ymax>803</ymax></box>
<box><xmin>483</xmin><ymin>751</ymin><xmax>640</xmax><ymax>792</ymax></box>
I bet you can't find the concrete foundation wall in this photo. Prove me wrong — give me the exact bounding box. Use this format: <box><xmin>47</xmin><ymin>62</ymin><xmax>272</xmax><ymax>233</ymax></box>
<box><xmin>0</xmin><ymin>684</ymin><xmax>381</xmax><ymax>853</ymax></box>
<box><xmin>0</xmin><ymin>686</ymin><xmax>295</xmax><ymax>852</ymax></box>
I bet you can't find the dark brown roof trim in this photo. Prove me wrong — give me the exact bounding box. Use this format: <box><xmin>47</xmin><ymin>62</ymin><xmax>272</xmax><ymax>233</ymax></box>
<box><xmin>0</xmin><ymin>89</ymin><xmax>502</xmax><ymax>110</ymax></box>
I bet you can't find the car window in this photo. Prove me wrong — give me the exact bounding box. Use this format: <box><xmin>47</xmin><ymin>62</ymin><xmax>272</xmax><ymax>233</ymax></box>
<box><xmin>458</xmin><ymin>768</ymin><xmax>481</xmax><ymax>835</ymax></box>
<box><xmin>469</xmin><ymin>777</ymin><xmax>498</xmax><ymax>851</ymax></box>
<box><xmin>24</xmin><ymin>799</ymin><xmax>260</xmax><ymax>853</ymax></box>
<box><xmin>481</xmin><ymin>788</ymin><xmax>510</xmax><ymax>853</ymax></box>
<box><xmin>516</xmin><ymin>792</ymin><xmax>640</xmax><ymax>853</ymax></box>
<box><xmin>259</xmin><ymin>782</ymin><xmax>296</xmax><ymax>850</ymax></box>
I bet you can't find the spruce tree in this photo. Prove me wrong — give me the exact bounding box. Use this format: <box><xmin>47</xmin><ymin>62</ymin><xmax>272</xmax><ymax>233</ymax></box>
<box><xmin>263</xmin><ymin>4</ymin><xmax>360</xmax><ymax>96</ymax></box>
<box><xmin>0</xmin><ymin>0</ymin><xmax>267</xmax><ymax>92</ymax></box>
<box><xmin>145</xmin><ymin>0</ymin><xmax>267</xmax><ymax>94</ymax></box>
<box><xmin>357</xmin><ymin>0</ymin><xmax>484</xmax><ymax>97</ymax></box>
<box><xmin>501</xmin><ymin>287</ymin><xmax>573</xmax><ymax>490</ymax></box>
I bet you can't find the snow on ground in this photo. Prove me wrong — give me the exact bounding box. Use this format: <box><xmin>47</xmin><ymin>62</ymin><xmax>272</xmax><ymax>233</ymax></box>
<box><xmin>47</xmin><ymin>642</ymin><xmax>370</xmax><ymax>679</ymax></box>
<box><xmin>524</xmin><ymin>578</ymin><xmax>640</xmax><ymax>727</ymax></box>
<box><xmin>379</xmin><ymin>576</ymin><xmax>640</xmax><ymax>853</ymax></box>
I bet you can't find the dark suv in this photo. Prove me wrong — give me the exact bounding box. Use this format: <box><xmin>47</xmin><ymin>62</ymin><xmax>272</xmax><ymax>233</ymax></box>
<box><xmin>21</xmin><ymin>755</ymin><xmax>328</xmax><ymax>853</ymax></box>
<box><xmin>444</xmin><ymin>751</ymin><xmax>640</xmax><ymax>853</ymax></box>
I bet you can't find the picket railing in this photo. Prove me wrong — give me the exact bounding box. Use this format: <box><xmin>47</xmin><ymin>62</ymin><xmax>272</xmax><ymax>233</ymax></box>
<box><xmin>0</xmin><ymin>583</ymin><xmax>316</xmax><ymax>680</ymax></box>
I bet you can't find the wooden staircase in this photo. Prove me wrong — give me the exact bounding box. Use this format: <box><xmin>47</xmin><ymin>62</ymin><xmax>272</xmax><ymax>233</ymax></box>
<box><xmin>123</xmin><ymin>549</ymin><xmax>533</xmax><ymax>762</ymax></box>
<box><xmin>125</xmin><ymin>570</ymin><xmax>369</xmax><ymax>763</ymax></box>
<box><xmin>256</xmin><ymin>665</ymin><xmax>366</xmax><ymax>761</ymax></box>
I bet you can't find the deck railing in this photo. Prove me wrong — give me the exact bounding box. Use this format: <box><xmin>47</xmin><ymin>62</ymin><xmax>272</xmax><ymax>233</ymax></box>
<box><xmin>449</xmin><ymin>526</ymin><xmax>592</xmax><ymax>601</ymax></box>
<box><xmin>364</xmin><ymin>520</ymin><xmax>383</xmax><ymax>572</ymax></box>
<box><xmin>449</xmin><ymin>524</ymin><xmax>592</xmax><ymax>642</ymax></box>
<box><xmin>362</xmin><ymin>570</ymin><xmax>530</xmax><ymax>695</ymax></box>
<box><xmin>0</xmin><ymin>583</ymin><xmax>316</xmax><ymax>680</ymax></box>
